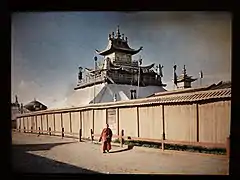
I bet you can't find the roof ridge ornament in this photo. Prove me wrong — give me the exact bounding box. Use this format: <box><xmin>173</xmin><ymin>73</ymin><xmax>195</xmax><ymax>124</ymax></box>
<box><xmin>116</xmin><ymin>25</ymin><xmax>121</xmax><ymax>39</ymax></box>
<box><xmin>182</xmin><ymin>65</ymin><xmax>187</xmax><ymax>78</ymax></box>
<box><xmin>15</xmin><ymin>95</ymin><xmax>18</xmax><ymax>104</ymax></box>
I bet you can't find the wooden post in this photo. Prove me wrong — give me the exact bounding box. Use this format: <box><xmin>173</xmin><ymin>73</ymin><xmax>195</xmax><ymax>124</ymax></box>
<box><xmin>69</xmin><ymin>112</ymin><xmax>72</xmax><ymax>133</ymax></box>
<box><xmin>226</xmin><ymin>136</ymin><xmax>230</xmax><ymax>158</ymax></box>
<box><xmin>23</xmin><ymin>117</ymin><xmax>25</xmax><ymax>132</ymax></box>
<box><xmin>90</xmin><ymin>129</ymin><xmax>94</xmax><ymax>142</ymax></box>
<box><xmin>26</xmin><ymin>117</ymin><xmax>29</xmax><ymax>132</ymax></box>
<box><xmin>49</xmin><ymin>127</ymin><xmax>51</xmax><ymax>136</ymax></box>
<box><xmin>60</xmin><ymin>113</ymin><xmax>63</xmax><ymax>131</ymax></box>
<box><xmin>41</xmin><ymin>115</ymin><xmax>43</xmax><ymax>134</ymax></box>
<box><xmin>19</xmin><ymin>118</ymin><xmax>21</xmax><ymax>132</ymax></box>
<box><xmin>92</xmin><ymin>109</ymin><xmax>94</xmax><ymax>133</ymax></box>
<box><xmin>116</xmin><ymin>108</ymin><xmax>119</xmax><ymax>136</ymax></box>
<box><xmin>53</xmin><ymin>114</ymin><xmax>56</xmax><ymax>135</ymax></box>
<box><xmin>161</xmin><ymin>133</ymin><xmax>165</xmax><ymax>151</ymax></box>
<box><xmin>79</xmin><ymin>111</ymin><xmax>82</xmax><ymax>130</ymax></box>
<box><xmin>196</xmin><ymin>103</ymin><xmax>199</xmax><ymax>142</ymax></box>
<box><xmin>162</xmin><ymin>105</ymin><xmax>165</xmax><ymax>143</ymax></box>
<box><xmin>35</xmin><ymin>116</ymin><xmax>37</xmax><ymax>131</ymax></box>
<box><xmin>120</xmin><ymin>129</ymin><xmax>124</xmax><ymax>147</ymax></box>
<box><xmin>106</xmin><ymin>109</ymin><xmax>108</xmax><ymax>124</ymax></box>
<box><xmin>161</xmin><ymin>105</ymin><xmax>165</xmax><ymax>151</ymax></box>
<box><xmin>120</xmin><ymin>132</ymin><xmax>122</xmax><ymax>147</ymax></box>
<box><xmin>79</xmin><ymin>128</ymin><xmax>82</xmax><ymax>142</ymax></box>
<box><xmin>62</xmin><ymin>127</ymin><xmax>64</xmax><ymax>138</ymax></box>
<box><xmin>46</xmin><ymin>114</ymin><xmax>49</xmax><ymax>132</ymax></box>
<box><xmin>136</xmin><ymin>107</ymin><xmax>140</xmax><ymax>137</ymax></box>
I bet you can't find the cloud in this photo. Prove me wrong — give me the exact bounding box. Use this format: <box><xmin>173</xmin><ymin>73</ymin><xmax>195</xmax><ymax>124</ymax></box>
<box><xmin>12</xmin><ymin>80</ymin><xmax>43</xmax><ymax>104</ymax></box>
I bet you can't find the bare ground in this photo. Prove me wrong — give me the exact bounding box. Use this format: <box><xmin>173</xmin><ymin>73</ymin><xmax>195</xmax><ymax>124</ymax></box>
<box><xmin>11</xmin><ymin>132</ymin><xmax>229</xmax><ymax>174</ymax></box>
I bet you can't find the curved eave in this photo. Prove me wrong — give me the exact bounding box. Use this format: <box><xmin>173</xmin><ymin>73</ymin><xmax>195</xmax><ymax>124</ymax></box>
<box><xmin>177</xmin><ymin>78</ymin><xmax>197</xmax><ymax>83</ymax></box>
<box><xmin>110</xmin><ymin>62</ymin><xmax>155</xmax><ymax>71</ymax></box>
<box><xmin>140</xmin><ymin>63</ymin><xmax>155</xmax><ymax>70</ymax></box>
<box><xmin>96</xmin><ymin>46</ymin><xmax>143</xmax><ymax>56</ymax></box>
<box><xmin>74</xmin><ymin>79</ymin><xmax>106</xmax><ymax>90</ymax></box>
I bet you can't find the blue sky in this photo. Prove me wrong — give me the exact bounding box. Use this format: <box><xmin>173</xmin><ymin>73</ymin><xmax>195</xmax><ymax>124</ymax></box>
<box><xmin>11</xmin><ymin>11</ymin><xmax>231</xmax><ymax>107</ymax></box>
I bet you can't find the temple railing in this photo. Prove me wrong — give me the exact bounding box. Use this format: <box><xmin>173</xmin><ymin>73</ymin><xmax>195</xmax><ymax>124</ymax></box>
<box><xmin>75</xmin><ymin>75</ymin><xmax>106</xmax><ymax>89</ymax></box>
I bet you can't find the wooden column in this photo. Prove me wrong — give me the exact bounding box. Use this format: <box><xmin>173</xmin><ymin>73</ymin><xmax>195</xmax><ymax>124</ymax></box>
<box><xmin>22</xmin><ymin>117</ymin><xmax>24</xmax><ymax>130</ymax></box>
<box><xmin>53</xmin><ymin>113</ymin><xmax>56</xmax><ymax>133</ymax></box>
<box><xmin>226</xmin><ymin>136</ymin><xmax>230</xmax><ymax>158</ymax></box>
<box><xmin>196</xmin><ymin>103</ymin><xmax>199</xmax><ymax>142</ymax></box>
<box><xmin>136</xmin><ymin>107</ymin><xmax>140</xmax><ymax>137</ymax></box>
<box><xmin>92</xmin><ymin>109</ymin><xmax>94</xmax><ymax>133</ymax></box>
<box><xmin>162</xmin><ymin>105</ymin><xmax>165</xmax><ymax>139</ymax></box>
<box><xmin>105</xmin><ymin>109</ymin><xmax>108</xmax><ymax>124</ymax></box>
<box><xmin>24</xmin><ymin>117</ymin><xmax>26</xmax><ymax>132</ymax></box>
<box><xmin>26</xmin><ymin>116</ymin><xmax>29</xmax><ymax>131</ymax></box>
<box><xmin>46</xmin><ymin>114</ymin><xmax>49</xmax><ymax>131</ymax></box>
<box><xmin>116</xmin><ymin>108</ymin><xmax>119</xmax><ymax>135</ymax></box>
<box><xmin>35</xmin><ymin>116</ymin><xmax>37</xmax><ymax>130</ymax></box>
<box><xmin>162</xmin><ymin>105</ymin><xmax>165</xmax><ymax>151</ymax></box>
<box><xmin>60</xmin><ymin>113</ymin><xmax>63</xmax><ymax>129</ymax></box>
<box><xmin>40</xmin><ymin>115</ymin><xmax>43</xmax><ymax>133</ymax></box>
<box><xmin>18</xmin><ymin>118</ymin><xmax>22</xmax><ymax>132</ymax></box>
<box><xmin>79</xmin><ymin>111</ymin><xmax>82</xmax><ymax>130</ymax></box>
<box><xmin>30</xmin><ymin>116</ymin><xmax>32</xmax><ymax>131</ymax></box>
<box><xmin>69</xmin><ymin>112</ymin><xmax>72</xmax><ymax>133</ymax></box>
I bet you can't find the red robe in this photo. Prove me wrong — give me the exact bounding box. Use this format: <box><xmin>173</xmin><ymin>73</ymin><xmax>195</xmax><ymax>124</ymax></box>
<box><xmin>99</xmin><ymin>128</ymin><xmax>113</xmax><ymax>151</ymax></box>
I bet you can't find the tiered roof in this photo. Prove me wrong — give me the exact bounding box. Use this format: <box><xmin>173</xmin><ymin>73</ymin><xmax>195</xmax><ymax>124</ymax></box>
<box><xmin>95</xmin><ymin>26</ymin><xmax>143</xmax><ymax>56</ymax></box>
<box><xmin>177</xmin><ymin>65</ymin><xmax>197</xmax><ymax>83</ymax></box>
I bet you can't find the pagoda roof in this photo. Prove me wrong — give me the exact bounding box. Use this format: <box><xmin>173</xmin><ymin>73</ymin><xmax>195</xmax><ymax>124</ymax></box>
<box><xmin>177</xmin><ymin>74</ymin><xmax>197</xmax><ymax>83</ymax></box>
<box><xmin>95</xmin><ymin>26</ymin><xmax>143</xmax><ymax>56</ymax></box>
<box><xmin>176</xmin><ymin>65</ymin><xmax>197</xmax><ymax>83</ymax></box>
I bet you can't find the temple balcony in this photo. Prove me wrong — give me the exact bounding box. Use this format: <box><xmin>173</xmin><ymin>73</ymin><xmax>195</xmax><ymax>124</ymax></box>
<box><xmin>74</xmin><ymin>74</ymin><xmax>106</xmax><ymax>90</ymax></box>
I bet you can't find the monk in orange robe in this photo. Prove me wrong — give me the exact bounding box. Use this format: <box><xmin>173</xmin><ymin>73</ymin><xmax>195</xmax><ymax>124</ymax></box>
<box><xmin>99</xmin><ymin>124</ymin><xmax>113</xmax><ymax>153</ymax></box>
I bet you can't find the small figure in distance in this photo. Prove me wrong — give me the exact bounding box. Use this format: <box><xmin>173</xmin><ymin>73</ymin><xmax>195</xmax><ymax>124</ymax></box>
<box><xmin>99</xmin><ymin>124</ymin><xmax>113</xmax><ymax>153</ymax></box>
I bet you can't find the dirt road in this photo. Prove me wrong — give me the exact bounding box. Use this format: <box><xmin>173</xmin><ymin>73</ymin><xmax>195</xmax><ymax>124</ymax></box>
<box><xmin>12</xmin><ymin>132</ymin><xmax>229</xmax><ymax>174</ymax></box>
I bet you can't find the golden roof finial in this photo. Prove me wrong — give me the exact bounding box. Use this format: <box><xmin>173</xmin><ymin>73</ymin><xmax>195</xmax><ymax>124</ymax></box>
<box><xmin>116</xmin><ymin>25</ymin><xmax>121</xmax><ymax>38</ymax></box>
<box><xmin>15</xmin><ymin>95</ymin><xmax>18</xmax><ymax>103</ymax></box>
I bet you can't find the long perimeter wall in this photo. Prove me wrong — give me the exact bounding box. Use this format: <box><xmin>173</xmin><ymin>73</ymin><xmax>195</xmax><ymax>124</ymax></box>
<box><xmin>16</xmin><ymin>88</ymin><xmax>231</xmax><ymax>146</ymax></box>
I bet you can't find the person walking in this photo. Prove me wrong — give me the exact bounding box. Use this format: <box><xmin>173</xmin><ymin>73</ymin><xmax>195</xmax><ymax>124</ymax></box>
<box><xmin>99</xmin><ymin>124</ymin><xmax>113</xmax><ymax>153</ymax></box>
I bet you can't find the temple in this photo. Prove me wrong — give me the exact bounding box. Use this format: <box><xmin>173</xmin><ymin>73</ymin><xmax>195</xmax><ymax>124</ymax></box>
<box><xmin>176</xmin><ymin>65</ymin><xmax>197</xmax><ymax>89</ymax></box>
<box><xmin>64</xmin><ymin>26</ymin><xmax>167</xmax><ymax>107</ymax></box>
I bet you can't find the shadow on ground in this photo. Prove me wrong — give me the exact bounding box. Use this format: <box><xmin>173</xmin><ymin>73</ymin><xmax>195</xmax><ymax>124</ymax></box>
<box><xmin>109</xmin><ymin>145</ymin><xmax>133</xmax><ymax>154</ymax></box>
<box><xmin>12</xmin><ymin>142</ymin><xmax>75</xmax><ymax>152</ymax></box>
<box><xmin>12</xmin><ymin>143</ymin><xmax>101</xmax><ymax>174</ymax></box>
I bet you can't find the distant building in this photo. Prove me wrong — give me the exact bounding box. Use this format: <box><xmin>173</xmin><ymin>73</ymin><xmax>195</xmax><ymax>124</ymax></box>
<box><xmin>149</xmin><ymin>81</ymin><xmax>231</xmax><ymax>98</ymax></box>
<box><xmin>176</xmin><ymin>65</ymin><xmax>197</xmax><ymax>89</ymax></box>
<box><xmin>11</xmin><ymin>95</ymin><xmax>20</xmax><ymax>121</ymax></box>
<box><xmin>24</xmin><ymin>98</ymin><xmax>48</xmax><ymax>112</ymax></box>
<box><xmin>172</xmin><ymin>64</ymin><xmax>197</xmax><ymax>90</ymax></box>
<box><xmin>11</xmin><ymin>95</ymin><xmax>30</xmax><ymax>129</ymax></box>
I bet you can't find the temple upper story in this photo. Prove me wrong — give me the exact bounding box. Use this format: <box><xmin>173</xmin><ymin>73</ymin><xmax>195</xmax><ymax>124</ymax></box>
<box><xmin>75</xmin><ymin>26</ymin><xmax>166</xmax><ymax>90</ymax></box>
<box><xmin>176</xmin><ymin>65</ymin><xmax>197</xmax><ymax>89</ymax></box>
<box><xmin>95</xmin><ymin>26</ymin><xmax>143</xmax><ymax>66</ymax></box>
